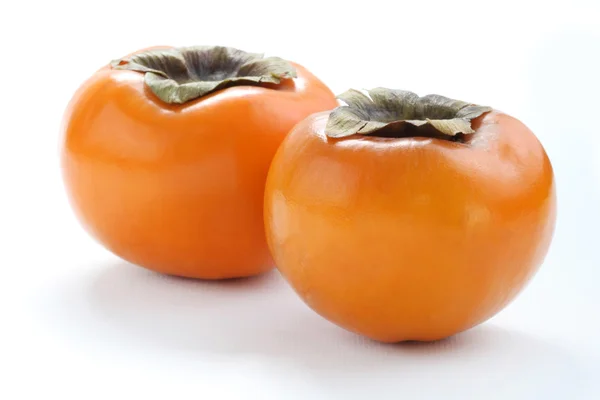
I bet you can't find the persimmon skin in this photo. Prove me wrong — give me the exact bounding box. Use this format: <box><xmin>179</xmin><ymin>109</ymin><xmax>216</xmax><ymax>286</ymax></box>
<box><xmin>60</xmin><ymin>57</ymin><xmax>337</xmax><ymax>279</ymax></box>
<box><xmin>264</xmin><ymin>110</ymin><xmax>556</xmax><ymax>342</ymax></box>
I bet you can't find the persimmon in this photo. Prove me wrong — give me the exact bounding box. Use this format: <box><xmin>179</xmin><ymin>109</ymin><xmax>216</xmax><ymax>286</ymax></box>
<box><xmin>60</xmin><ymin>45</ymin><xmax>337</xmax><ymax>279</ymax></box>
<box><xmin>264</xmin><ymin>88</ymin><xmax>556</xmax><ymax>342</ymax></box>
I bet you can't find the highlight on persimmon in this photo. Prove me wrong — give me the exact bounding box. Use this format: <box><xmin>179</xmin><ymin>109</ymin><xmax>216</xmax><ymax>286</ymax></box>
<box><xmin>264</xmin><ymin>88</ymin><xmax>556</xmax><ymax>342</ymax></box>
<box><xmin>60</xmin><ymin>45</ymin><xmax>337</xmax><ymax>279</ymax></box>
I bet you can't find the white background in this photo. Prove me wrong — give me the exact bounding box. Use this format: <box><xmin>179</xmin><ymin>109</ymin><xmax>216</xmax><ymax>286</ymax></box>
<box><xmin>2</xmin><ymin>0</ymin><xmax>599</xmax><ymax>398</ymax></box>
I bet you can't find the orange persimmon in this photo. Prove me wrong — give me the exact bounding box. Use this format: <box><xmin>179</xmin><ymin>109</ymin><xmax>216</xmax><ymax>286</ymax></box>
<box><xmin>264</xmin><ymin>88</ymin><xmax>556</xmax><ymax>342</ymax></box>
<box><xmin>60</xmin><ymin>45</ymin><xmax>337</xmax><ymax>279</ymax></box>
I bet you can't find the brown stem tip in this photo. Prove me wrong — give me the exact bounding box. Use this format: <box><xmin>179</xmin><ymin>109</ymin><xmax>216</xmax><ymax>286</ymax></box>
<box><xmin>325</xmin><ymin>88</ymin><xmax>492</xmax><ymax>139</ymax></box>
<box><xmin>110</xmin><ymin>46</ymin><xmax>297</xmax><ymax>104</ymax></box>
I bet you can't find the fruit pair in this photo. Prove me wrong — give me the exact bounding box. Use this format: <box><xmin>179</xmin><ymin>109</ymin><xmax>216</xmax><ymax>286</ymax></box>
<box><xmin>61</xmin><ymin>45</ymin><xmax>556</xmax><ymax>342</ymax></box>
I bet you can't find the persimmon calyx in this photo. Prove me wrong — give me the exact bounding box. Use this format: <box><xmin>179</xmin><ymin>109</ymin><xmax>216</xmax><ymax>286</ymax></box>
<box><xmin>325</xmin><ymin>88</ymin><xmax>492</xmax><ymax>139</ymax></box>
<box><xmin>110</xmin><ymin>46</ymin><xmax>297</xmax><ymax>104</ymax></box>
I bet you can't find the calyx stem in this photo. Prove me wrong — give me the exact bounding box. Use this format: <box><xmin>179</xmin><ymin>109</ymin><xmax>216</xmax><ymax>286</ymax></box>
<box><xmin>111</xmin><ymin>46</ymin><xmax>297</xmax><ymax>104</ymax></box>
<box><xmin>325</xmin><ymin>88</ymin><xmax>492</xmax><ymax>139</ymax></box>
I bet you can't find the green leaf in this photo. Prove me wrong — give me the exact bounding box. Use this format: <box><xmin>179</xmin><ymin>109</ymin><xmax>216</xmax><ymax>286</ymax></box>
<box><xmin>325</xmin><ymin>88</ymin><xmax>492</xmax><ymax>139</ymax></box>
<box><xmin>110</xmin><ymin>46</ymin><xmax>297</xmax><ymax>104</ymax></box>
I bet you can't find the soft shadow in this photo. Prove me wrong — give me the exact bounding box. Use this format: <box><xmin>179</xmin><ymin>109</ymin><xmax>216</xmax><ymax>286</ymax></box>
<box><xmin>48</xmin><ymin>261</ymin><xmax>592</xmax><ymax>398</ymax></box>
<box><xmin>82</xmin><ymin>261</ymin><xmax>494</xmax><ymax>359</ymax></box>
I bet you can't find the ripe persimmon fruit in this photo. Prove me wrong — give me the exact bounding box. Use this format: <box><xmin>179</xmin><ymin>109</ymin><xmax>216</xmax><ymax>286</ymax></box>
<box><xmin>264</xmin><ymin>88</ymin><xmax>556</xmax><ymax>342</ymax></box>
<box><xmin>60</xmin><ymin>45</ymin><xmax>337</xmax><ymax>279</ymax></box>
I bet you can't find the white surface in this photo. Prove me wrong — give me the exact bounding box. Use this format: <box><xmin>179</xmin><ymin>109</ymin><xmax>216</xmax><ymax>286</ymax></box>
<box><xmin>2</xmin><ymin>1</ymin><xmax>599</xmax><ymax>398</ymax></box>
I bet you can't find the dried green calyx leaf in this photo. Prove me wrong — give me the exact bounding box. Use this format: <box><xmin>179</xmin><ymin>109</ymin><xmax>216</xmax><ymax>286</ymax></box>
<box><xmin>110</xmin><ymin>46</ymin><xmax>297</xmax><ymax>104</ymax></box>
<box><xmin>325</xmin><ymin>88</ymin><xmax>492</xmax><ymax>139</ymax></box>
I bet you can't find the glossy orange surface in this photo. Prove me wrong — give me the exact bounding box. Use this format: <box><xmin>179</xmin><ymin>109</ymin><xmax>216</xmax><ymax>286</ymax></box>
<box><xmin>264</xmin><ymin>110</ymin><xmax>556</xmax><ymax>342</ymax></box>
<box><xmin>60</xmin><ymin>52</ymin><xmax>337</xmax><ymax>279</ymax></box>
